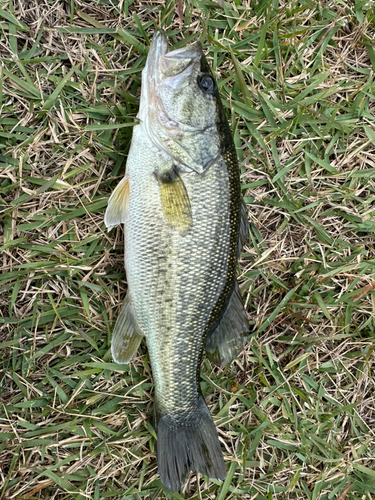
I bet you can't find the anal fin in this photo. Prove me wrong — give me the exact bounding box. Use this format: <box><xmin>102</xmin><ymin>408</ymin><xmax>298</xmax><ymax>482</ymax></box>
<box><xmin>104</xmin><ymin>175</ymin><xmax>129</xmax><ymax>231</ymax></box>
<box><xmin>205</xmin><ymin>281</ymin><xmax>249</xmax><ymax>366</ymax></box>
<box><xmin>111</xmin><ymin>293</ymin><xmax>145</xmax><ymax>364</ymax></box>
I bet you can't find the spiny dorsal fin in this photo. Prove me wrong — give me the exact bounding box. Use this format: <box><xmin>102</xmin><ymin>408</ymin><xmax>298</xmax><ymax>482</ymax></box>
<box><xmin>154</xmin><ymin>166</ymin><xmax>192</xmax><ymax>231</ymax></box>
<box><xmin>104</xmin><ymin>175</ymin><xmax>129</xmax><ymax>231</ymax></box>
<box><xmin>111</xmin><ymin>293</ymin><xmax>145</xmax><ymax>364</ymax></box>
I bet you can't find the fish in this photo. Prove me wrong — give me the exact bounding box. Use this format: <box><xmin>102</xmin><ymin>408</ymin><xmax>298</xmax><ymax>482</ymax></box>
<box><xmin>104</xmin><ymin>30</ymin><xmax>249</xmax><ymax>492</ymax></box>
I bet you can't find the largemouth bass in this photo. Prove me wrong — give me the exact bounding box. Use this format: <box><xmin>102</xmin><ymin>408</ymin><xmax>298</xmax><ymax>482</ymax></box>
<box><xmin>104</xmin><ymin>30</ymin><xmax>249</xmax><ymax>492</ymax></box>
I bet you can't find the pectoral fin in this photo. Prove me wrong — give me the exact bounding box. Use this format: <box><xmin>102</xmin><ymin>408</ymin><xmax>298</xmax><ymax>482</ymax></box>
<box><xmin>155</xmin><ymin>167</ymin><xmax>192</xmax><ymax>230</ymax></box>
<box><xmin>205</xmin><ymin>281</ymin><xmax>249</xmax><ymax>366</ymax></box>
<box><xmin>111</xmin><ymin>293</ymin><xmax>145</xmax><ymax>364</ymax></box>
<box><xmin>104</xmin><ymin>176</ymin><xmax>129</xmax><ymax>231</ymax></box>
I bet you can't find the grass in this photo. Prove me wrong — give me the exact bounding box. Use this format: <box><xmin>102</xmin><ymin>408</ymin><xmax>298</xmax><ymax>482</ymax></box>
<box><xmin>1</xmin><ymin>0</ymin><xmax>375</xmax><ymax>498</ymax></box>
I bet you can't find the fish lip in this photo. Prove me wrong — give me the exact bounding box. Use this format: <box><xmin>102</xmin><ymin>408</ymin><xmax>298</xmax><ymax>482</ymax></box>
<box><xmin>150</xmin><ymin>28</ymin><xmax>168</xmax><ymax>53</ymax></box>
<box><xmin>145</xmin><ymin>29</ymin><xmax>169</xmax><ymax>76</ymax></box>
<box><xmin>164</xmin><ymin>41</ymin><xmax>203</xmax><ymax>59</ymax></box>
<box><xmin>138</xmin><ymin>30</ymin><xmax>168</xmax><ymax>125</ymax></box>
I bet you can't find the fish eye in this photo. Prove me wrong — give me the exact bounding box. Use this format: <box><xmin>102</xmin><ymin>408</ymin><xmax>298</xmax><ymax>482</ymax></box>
<box><xmin>198</xmin><ymin>74</ymin><xmax>216</xmax><ymax>94</ymax></box>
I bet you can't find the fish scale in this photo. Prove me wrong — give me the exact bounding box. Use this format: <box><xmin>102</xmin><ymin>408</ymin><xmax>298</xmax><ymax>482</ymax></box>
<box><xmin>150</xmin><ymin>163</ymin><xmax>230</xmax><ymax>417</ymax></box>
<box><xmin>125</xmin><ymin>127</ymin><xmax>231</xmax><ymax>413</ymax></box>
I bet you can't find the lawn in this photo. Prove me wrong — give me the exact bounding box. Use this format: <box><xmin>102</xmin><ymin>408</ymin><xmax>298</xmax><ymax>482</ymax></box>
<box><xmin>1</xmin><ymin>0</ymin><xmax>375</xmax><ymax>499</ymax></box>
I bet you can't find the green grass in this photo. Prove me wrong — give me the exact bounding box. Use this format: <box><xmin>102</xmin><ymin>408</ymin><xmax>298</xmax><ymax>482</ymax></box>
<box><xmin>1</xmin><ymin>0</ymin><xmax>375</xmax><ymax>498</ymax></box>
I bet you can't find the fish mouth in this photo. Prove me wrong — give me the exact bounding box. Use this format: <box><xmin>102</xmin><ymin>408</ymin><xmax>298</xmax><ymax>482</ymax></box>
<box><xmin>138</xmin><ymin>30</ymin><xmax>202</xmax><ymax>125</ymax></box>
<box><xmin>138</xmin><ymin>29</ymin><xmax>204</xmax><ymax>134</ymax></box>
<box><xmin>146</xmin><ymin>29</ymin><xmax>202</xmax><ymax>80</ymax></box>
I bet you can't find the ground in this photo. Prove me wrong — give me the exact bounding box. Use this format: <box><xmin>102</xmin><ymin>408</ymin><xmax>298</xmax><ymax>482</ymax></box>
<box><xmin>1</xmin><ymin>0</ymin><xmax>375</xmax><ymax>499</ymax></box>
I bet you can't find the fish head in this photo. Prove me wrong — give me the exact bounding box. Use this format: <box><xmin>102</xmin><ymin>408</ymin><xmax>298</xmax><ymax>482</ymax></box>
<box><xmin>138</xmin><ymin>30</ymin><xmax>229</xmax><ymax>174</ymax></box>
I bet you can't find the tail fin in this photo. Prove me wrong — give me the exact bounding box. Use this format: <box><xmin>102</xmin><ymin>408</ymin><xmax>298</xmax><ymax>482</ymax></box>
<box><xmin>156</xmin><ymin>396</ymin><xmax>226</xmax><ymax>492</ymax></box>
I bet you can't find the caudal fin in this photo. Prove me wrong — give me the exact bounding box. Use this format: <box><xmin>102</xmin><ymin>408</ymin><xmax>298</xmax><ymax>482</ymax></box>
<box><xmin>156</xmin><ymin>396</ymin><xmax>226</xmax><ymax>492</ymax></box>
